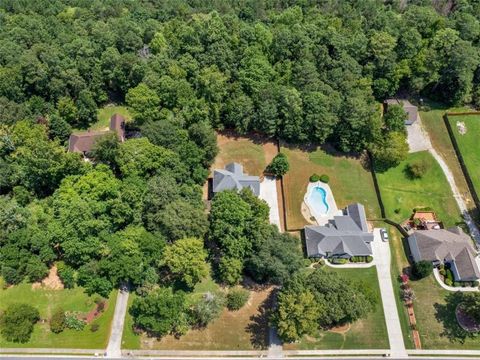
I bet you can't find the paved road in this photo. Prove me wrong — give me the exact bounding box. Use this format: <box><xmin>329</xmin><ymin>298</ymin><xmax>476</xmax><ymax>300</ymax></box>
<box><xmin>371</xmin><ymin>230</ymin><xmax>407</xmax><ymax>358</ymax></box>
<box><xmin>106</xmin><ymin>290</ymin><xmax>129</xmax><ymax>358</ymax></box>
<box><xmin>259</xmin><ymin>176</ymin><xmax>281</xmax><ymax>230</ymax></box>
<box><xmin>407</xmin><ymin>115</ymin><xmax>480</xmax><ymax>244</ymax></box>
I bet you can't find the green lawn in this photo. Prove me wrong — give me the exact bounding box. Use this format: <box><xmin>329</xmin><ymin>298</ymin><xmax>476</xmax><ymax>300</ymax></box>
<box><xmin>420</xmin><ymin>103</ymin><xmax>476</xmax><ymax>213</ymax></box>
<box><xmin>376</xmin><ymin>151</ymin><xmax>462</xmax><ymax>227</ymax></box>
<box><xmin>0</xmin><ymin>282</ymin><xmax>117</xmax><ymax>349</ymax></box>
<box><xmin>447</xmin><ymin>114</ymin><xmax>480</xmax><ymax>200</ymax></box>
<box><xmin>410</xmin><ymin>274</ymin><xmax>480</xmax><ymax>349</ymax></box>
<box><xmin>283</xmin><ymin>267</ymin><xmax>389</xmax><ymax>350</ymax></box>
<box><xmin>281</xmin><ymin>145</ymin><xmax>381</xmax><ymax>229</ymax></box>
<box><xmin>91</xmin><ymin>105</ymin><xmax>132</xmax><ymax>131</ymax></box>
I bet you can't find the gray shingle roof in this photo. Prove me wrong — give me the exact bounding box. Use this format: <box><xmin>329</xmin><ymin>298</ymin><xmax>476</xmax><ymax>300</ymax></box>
<box><xmin>305</xmin><ymin>203</ymin><xmax>373</xmax><ymax>258</ymax></box>
<box><xmin>212</xmin><ymin>162</ymin><xmax>260</xmax><ymax>196</ymax></box>
<box><xmin>408</xmin><ymin>227</ymin><xmax>480</xmax><ymax>281</ymax></box>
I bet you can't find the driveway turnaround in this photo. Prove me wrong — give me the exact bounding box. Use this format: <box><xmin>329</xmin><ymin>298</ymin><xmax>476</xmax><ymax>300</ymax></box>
<box><xmin>371</xmin><ymin>229</ymin><xmax>407</xmax><ymax>358</ymax></box>
<box><xmin>106</xmin><ymin>289</ymin><xmax>129</xmax><ymax>358</ymax></box>
<box><xmin>259</xmin><ymin>176</ymin><xmax>281</xmax><ymax>230</ymax></box>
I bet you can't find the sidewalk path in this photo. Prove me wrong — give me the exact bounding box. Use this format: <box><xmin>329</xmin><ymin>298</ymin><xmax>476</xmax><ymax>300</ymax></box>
<box><xmin>407</xmin><ymin>116</ymin><xmax>480</xmax><ymax>244</ymax></box>
<box><xmin>433</xmin><ymin>268</ymin><xmax>479</xmax><ymax>292</ymax></box>
<box><xmin>259</xmin><ymin>176</ymin><xmax>281</xmax><ymax>230</ymax></box>
<box><xmin>371</xmin><ymin>229</ymin><xmax>407</xmax><ymax>358</ymax></box>
<box><xmin>324</xmin><ymin>260</ymin><xmax>375</xmax><ymax>269</ymax></box>
<box><xmin>106</xmin><ymin>289</ymin><xmax>129</xmax><ymax>358</ymax></box>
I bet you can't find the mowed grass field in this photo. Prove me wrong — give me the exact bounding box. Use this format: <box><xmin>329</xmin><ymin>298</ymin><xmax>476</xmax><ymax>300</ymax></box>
<box><xmin>420</xmin><ymin>104</ymin><xmax>476</xmax><ymax>212</ymax></box>
<box><xmin>0</xmin><ymin>280</ymin><xmax>117</xmax><ymax>349</ymax></box>
<box><xmin>91</xmin><ymin>105</ymin><xmax>132</xmax><ymax>131</ymax></box>
<box><xmin>122</xmin><ymin>275</ymin><xmax>271</xmax><ymax>350</ymax></box>
<box><xmin>376</xmin><ymin>151</ymin><xmax>462</xmax><ymax>227</ymax></box>
<box><xmin>447</xmin><ymin>114</ymin><xmax>480</xmax><ymax>200</ymax></box>
<box><xmin>283</xmin><ymin>267</ymin><xmax>389</xmax><ymax>350</ymax></box>
<box><xmin>211</xmin><ymin>132</ymin><xmax>278</xmax><ymax>177</ymax></box>
<box><xmin>281</xmin><ymin>145</ymin><xmax>381</xmax><ymax>229</ymax></box>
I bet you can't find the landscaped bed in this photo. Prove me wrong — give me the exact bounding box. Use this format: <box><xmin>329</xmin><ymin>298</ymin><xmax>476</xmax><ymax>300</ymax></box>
<box><xmin>122</xmin><ymin>276</ymin><xmax>271</xmax><ymax>350</ymax></box>
<box><xmin>283</xmin><ymin>267</ymin><xmax>388</xmax><ymax>350</ymax></box>
<box><xmin>376</xmin><ymin>151</ymin><xmax>462</xmax><ymax>227</ymax></box>
<box><xmin>281</xmin><ymin>145</ymin><xmax>381</xmax><ymax>230</ymax></box>
<box><xmin>446</xmin><ymin>114</ymin><xmax>480</xmax><ymax>201</ymax></box>
<box><xmin>0</xmin><ymin>280</ymin><xmax>117</xmax><ymax>349</ymax></box>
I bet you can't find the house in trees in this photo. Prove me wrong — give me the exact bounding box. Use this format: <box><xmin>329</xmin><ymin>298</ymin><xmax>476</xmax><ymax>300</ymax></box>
<box><xmin>408</xmin><ymin>227</ymin><xmax>480</xmax><ymax>282</ymax></box>
<box><xmin>68</xmin><ymin>114</ymin><xmax>125</xmax><ymax>155</ymax></box>
<box><xmin>384</xmin><ymin>99</ymin><xmax>418</xmax><ymax>125</ymax></box>
<box><xmin>212</xmin><ymin>162</ymin><xmax>260</xmax><ymax>196</ymax></box>
<box><xmin>304</xmin><ymin>203</ymin><xmax>373</xmax><ymax>259</ymax></box>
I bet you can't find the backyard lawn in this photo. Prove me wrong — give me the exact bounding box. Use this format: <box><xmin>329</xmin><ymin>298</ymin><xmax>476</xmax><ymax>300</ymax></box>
<box><xmin>420</xmin><ymin>103</ymin><xmax>475</xmax><ymax>212</ymax></box>
<box><xmin>0</xmin><ymin>280</ymin><xmax>117</xmax><ymax>349</ymax></box>
<box><xmin>211</xmin><ymin>132</ymin><xmax>278</xmax><ymax>177</ymax></box>
<box><xmin>122</xmin><ymin>275</ymin><xmax>271</xmax><ymax>350</ymax></box>
<box><xmin>283</xmin><ymin>266</ymin><xmax>389</xmax><ymax>350</ymax></box>
<box><xmin>446</xmin><ymin>114</ymin><xmax>480</xmax><ymax>200</ymax></box>
<box><xmin>376</xmin><ymin>151</ymin><xmax>462</xmax><ymax>227</ymax></box>
<box><xmin>90</xmin><ymin>105</ymin><xmax>132</xmax><ymax>131</ymax></box>
<box><xmin>281</xmin><ymin>145</ymin><xmax>381</xmax><ymax>230</ymax></box>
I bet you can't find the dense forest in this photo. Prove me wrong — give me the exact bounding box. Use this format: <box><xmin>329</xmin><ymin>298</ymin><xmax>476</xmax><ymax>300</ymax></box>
<box><xmin>2</xmin><ymin>0</ymin><xmax>480</xmax><ymax>340</ymax></box>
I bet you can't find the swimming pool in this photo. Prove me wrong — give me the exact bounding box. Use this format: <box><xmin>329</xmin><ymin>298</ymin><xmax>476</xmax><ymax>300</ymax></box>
<box><xmin>307</xmin><ymin>186</ymin><xmax>330</xmax><ymax>215</ymax></box>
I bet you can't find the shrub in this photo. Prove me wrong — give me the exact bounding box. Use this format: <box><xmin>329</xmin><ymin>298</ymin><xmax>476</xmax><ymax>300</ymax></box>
<box><xmin>439</xmin><ymin>269</ymin><xmax>446</xmax><ymax>276</ymax></box>
<box><xmin>394</xmin><ymin>208</ymin><xmax>401</xmax><ymax>214</ymax></box>
<box><xmin>331</xmin><ymin>258</ymin><xmax>348</xmax><ymax>265</ymax></box>
<box><xmin>473</xmin><ymin>280</ymin><xmax>479</xmax><ymax>287</ymax></box>
<box><xmin>412</xmin><ymin>260</ymin><xmax>433</xmax><ymax>279</ymax></box>
<box><xmin>445</xmin><ymin>268</ymin><xmax>454</xmax><ymax>283</ymax></box>
<box><xmin>65</xmin><ymin>313</ymin><xmax>86</xmax><ymax>331</ymax></box>
<box><xmin>227</xmin><ymin>288</ymin><xmax>250</xmax><ymax>311</ymax></box>
<box><xmin>445</xmin><ymin>278</ymin><xmax>453</xmax><ymax>286</ymax></box>
<box><xmin>366</xmin><ymin>256</ymin><xmax>373</xmax><ymax>263</ymax></box>
<box><xmin>454</xmin><ymin>282</ymin><xmax>461</xmax><ymax>287</ymax></box>
<box><xmin>50</xmin><ymin>308</ymin><xmax>66</xmax><ymax>334</ymax></box>
<box><xmin>90</xmin><ymin>323</ymin><xmax>99</xmax><ymax>332</ymax></box>
<box><xmin>309</xmin><ymin>173</ymin><xmax>320</xmax><ymax>182</ymax></box>
<box><xmin>406</xmin><ymin>159</ymin><xmax>430</xmax><ymax>179</ymax></box>
<box><xmin>266</xmin><ymin>153</ymin><xmax>289</xmax><ymax>176</ymax></box>
<box><xmin>0</xmin><ymin>304</ymin><xmax>40</xmax><ymax>343</ymax></box>
<box><xmin>56</xmin><ymin>262</ymin><xmax>76</xmax><ymax>289</ymax></box>
<box><xmin>319</xmin><ymin>174</ymin><xmax>329</xmax><ymax>183</ymax></box>
<box><xmin>191</xmin><ymin>292</ymin><xmax>225</xmax><ymax>327</ymax></box>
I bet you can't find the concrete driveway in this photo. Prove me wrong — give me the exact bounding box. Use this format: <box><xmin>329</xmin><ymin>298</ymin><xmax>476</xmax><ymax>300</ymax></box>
<box><xmin>106</xmin><ymin>289</ymin><xmax>129</xmax><ymax>358</ymax></box>
<box><xmin>371</xmin><ymin>229</ymin><xmax>407</xmax><ymax>358</ymax></box>
<box><xmin>259</xmin><ymin>176</ymin><xmax>281</xmax><ymax>230</ymax></box>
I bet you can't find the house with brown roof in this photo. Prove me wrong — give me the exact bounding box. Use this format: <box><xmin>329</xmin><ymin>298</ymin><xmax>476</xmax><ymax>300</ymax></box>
<box><xmin>384</xmin><ymin>98</ymin><xmax>418</xmax><ymax>125</ymax></box>
<box><xmin>408</xmin><ymin>227</ymin><xmax>480</xmax><ymax>281</ymax></box>
<box><xmin>68</xmin><ymin>114</ymin><xmax>125</xmax><ymax>155</ymax></box>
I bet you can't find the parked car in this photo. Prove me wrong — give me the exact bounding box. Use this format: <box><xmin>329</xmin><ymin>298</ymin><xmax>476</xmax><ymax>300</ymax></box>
<box><xmin>380</xmin><ymin>228</ymin><xmax>389</xmax><ymax>242</ymax></box>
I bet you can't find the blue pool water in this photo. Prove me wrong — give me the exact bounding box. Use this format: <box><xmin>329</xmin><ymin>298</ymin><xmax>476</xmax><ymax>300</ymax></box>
<box><xmin>308</xmin><ymin>186</ymin><xmax>330</xmax><ymax>215</ymax></box>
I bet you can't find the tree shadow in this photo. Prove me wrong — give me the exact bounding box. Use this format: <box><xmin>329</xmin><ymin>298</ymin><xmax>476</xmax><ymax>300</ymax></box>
<box><xmin>434</xmin><ymin>292</ymin><xmax>476</xmax><ymax>344</ymax></box>
<box><xmin>245</xmin><ymin>289</ymin><xmax>276</xmax><ymax>349</ymax></box>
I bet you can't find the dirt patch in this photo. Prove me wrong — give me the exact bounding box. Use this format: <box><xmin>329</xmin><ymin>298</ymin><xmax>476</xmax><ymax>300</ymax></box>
<box><xmin>81</xmin><ymin>300</ymin><xmax>109</xmax><ymax>324</ymax></box>
<box><xmin>301</xmin><ymin>200</ymin><xmax>317</xmax><ymax>225</ymax></box>
<box><xmin>329</xmin><ymin>323</ymin><xmax>351</xmax><ymax>334</ymax></box>
<box><xmin>32</xmin><ymin>266</ymin><xmax>64</xmax><ymax>290</ymax></box>
<box><xmin>456</xmin><ymin>304</ymin><xmax>480</xmax><ymax>332</ymax></box>
<box><xmin>457</xmin><ymin>121</ymin><xmax>467</xmax><ymax>135</ymax></box>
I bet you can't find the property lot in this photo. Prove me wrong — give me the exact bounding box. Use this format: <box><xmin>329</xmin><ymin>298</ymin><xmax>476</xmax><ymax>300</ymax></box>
<box><xmin>376</xmin><ymin>151</ymin><xmax>462</xmax><ymax>227</ymax></box>
<box><xmin>281</xmin><ymin>145</ymin><xmax>381</xmax><ymax>230</ymax></box>
<box><xmin>0</xmin><ymin>280</ymin><xmax>117</xmax><ymax>349</ymax></box>
<box><xmin>420</xmin><ymin>106</ymin><xmax>475</xmax><ymax>212</ymax></box>
<box><xmin>446</xmin><ymin>114</ymin><xmax>480</xmax><ymax>201</ymax></box>
<box><xmin>122</xmin><ymin>276</ymin><xmax>271</xmax><ymax>350</ymax></box>
<box><xmin>283</xmin><ymin>267</ymin><xmax>388</xmax><ymax>350</ymax></box>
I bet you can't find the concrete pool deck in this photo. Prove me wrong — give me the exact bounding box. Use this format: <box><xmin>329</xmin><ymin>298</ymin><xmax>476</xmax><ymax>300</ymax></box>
<box><xmin>303</xmin><ymin>181</ymin><xmax>340</xmax><ymax>225</ymax></box>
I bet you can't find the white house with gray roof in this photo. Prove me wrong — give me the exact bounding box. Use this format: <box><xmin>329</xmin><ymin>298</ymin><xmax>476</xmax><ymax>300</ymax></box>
<box><xmin>304</xmin><ymin>203</ymin><xmax>373</xmax><ymax>258</ymax></box>
<box><xmin>212</xmin><ymin>162</ymin><xmax>260</xmax><ymax>196</ymax></box>
<box><xmin>408</xmin><ymin>227</ymin><xmax>480</xmax><ymax>281</ymax></box>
